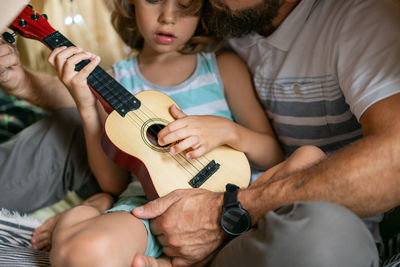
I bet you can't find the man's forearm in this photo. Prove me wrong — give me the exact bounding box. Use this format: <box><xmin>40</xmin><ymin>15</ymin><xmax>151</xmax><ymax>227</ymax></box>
<box><xmin>13</xmin><ymin>68</ymin><xmax>76</xmax><ymax>110</ymax></box>
<box><xmin>240</xmin><ymin>93</ymin><xmax>400</xmax><ymax>222</ymax></box>
<box><xmin>241</xmin><ymin>132</ymin><xmax>400</xmax><ymax>223</ymax></box>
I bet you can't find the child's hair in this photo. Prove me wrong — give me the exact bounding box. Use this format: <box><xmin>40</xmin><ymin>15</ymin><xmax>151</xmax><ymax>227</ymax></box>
<box><xmin>111</xmin><ymin>0</ymin><xmax>223</xmax><ymax>54</ymax></box>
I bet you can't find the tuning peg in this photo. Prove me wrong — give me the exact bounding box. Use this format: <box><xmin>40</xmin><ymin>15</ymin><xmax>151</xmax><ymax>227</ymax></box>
<box><xmin>31</xmin><ymin>11</ymin><xmax>39</xmax><ymax>21</ymax></box>
<box><xmin>27</xmin><ymin>4</ymin><xmax>33</xmax><ymax>9</ymax></box>
<box><xmin>42</xmin><ymin>14</ymin><xmax>48</xmax><ymax>20</ymax></box>
<box><xmin>2</xmin><ymin>32</ymin><xmax>17</xmax><ymax>44</ymax></box>
<box><xmin>18</xmin><ymin>19</ymin><xmax>27</xmax><ymax>27</ymax></box>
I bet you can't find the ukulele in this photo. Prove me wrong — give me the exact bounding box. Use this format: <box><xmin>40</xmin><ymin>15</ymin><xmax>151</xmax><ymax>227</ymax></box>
<box><xmin>6</xmin><ymin>5</ymin><xmax>251</xmax><ymax>200</ymax></box>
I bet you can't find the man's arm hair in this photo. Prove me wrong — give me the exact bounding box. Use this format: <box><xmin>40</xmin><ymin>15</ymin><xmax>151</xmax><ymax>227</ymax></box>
<box><xmin>12</xmin><ymin>68</ymin><xmax>76</xmax><ymax>111</ymax></box>
<box><xmin>239</xmin><ymin>93</ymin><xmax>400</xmax><ymax>222</ymax></box>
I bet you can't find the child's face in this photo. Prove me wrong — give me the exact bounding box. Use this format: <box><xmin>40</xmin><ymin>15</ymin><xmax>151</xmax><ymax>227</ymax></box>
<box><xmin>132</xmin><ymin>0</ymin><xmax>200</xmax><ymax>54</ymax></box>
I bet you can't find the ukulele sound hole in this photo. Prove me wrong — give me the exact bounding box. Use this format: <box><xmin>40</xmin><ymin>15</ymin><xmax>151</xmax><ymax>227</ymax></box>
<box><xmin>146</xmin><ymin>124</ymin><xmax>169</xmax><ymax>148</ymax></box>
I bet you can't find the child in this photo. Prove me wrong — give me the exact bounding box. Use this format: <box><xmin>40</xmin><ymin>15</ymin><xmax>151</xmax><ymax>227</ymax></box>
<box><xmin>31</xmin><ymin>0</ymin><xmax>325</xmax><ymax>266</ymax></box>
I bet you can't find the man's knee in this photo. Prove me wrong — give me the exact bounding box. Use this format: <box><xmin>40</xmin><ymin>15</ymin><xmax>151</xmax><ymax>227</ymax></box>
<box><xmin>265</xmin><ymin>201</ymin><xmax>379</xmax><ymax>267</ymax></box>
<box><xmin>211</xmin><ymin>201</ymin><xmax>379</xmax><ymax>267</ymax></box>
<box><xmin>0</xmin><ymin>108</ymin><xmax>95</xmax><ymax>212</ymax></box>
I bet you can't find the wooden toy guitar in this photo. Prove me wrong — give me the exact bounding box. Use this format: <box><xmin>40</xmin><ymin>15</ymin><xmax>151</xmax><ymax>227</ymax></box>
<box><xmin>6</xmin><ymin>5</ymin><xmax>251</xmax><ymax>200</ymax></box>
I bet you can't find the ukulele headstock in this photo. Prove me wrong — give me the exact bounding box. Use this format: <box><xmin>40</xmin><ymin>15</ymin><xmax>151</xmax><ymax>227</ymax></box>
<box><xmin>8</xmin><ymin>4</ymin><xmax>55</xmax><ymax>42</ymax></box>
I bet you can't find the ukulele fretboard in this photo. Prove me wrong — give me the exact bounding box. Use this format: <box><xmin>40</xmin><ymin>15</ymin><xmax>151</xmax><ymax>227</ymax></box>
<box><xmin>43</xmin><ymin>31</ymin><xmax>140</xmax><ymax>116</ymax></box>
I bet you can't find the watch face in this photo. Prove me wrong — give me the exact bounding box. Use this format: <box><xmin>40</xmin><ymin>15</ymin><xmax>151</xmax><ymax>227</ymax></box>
<box><xmin>220</xmin><ymin>207</ymin><xmax>251</xmax><ymax>236</ymax></box>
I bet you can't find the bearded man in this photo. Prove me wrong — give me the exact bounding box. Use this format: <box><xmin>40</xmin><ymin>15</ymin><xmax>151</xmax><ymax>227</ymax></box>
<box><xmin>130</xmin><ymin>0</ymin><xmax>400</xmax><ymax>266</ymax></box>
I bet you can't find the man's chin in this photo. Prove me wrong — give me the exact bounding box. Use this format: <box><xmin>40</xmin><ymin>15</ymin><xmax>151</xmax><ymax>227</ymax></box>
<box><xmin>203</xmin><ymin>0</ymin><xmax>280</xmax><ymax>38</ymax></box>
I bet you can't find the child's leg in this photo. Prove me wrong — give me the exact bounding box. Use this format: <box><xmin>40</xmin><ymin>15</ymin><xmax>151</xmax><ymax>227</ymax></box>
<box><xmin>50</xmin><ymin>210</ymin><xmax>149</xmax><ymax>267</ymax></box>
<box><xmin>253</xmin><ymin>145</ymin><xmax>326</xmax><ymax>185</ymax></box>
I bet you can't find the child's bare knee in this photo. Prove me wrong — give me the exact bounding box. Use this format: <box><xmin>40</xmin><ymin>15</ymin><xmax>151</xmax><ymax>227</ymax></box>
<box><xmin>51</xmin><ymin>232</ymin><xmax>114</xmax><ymax>267</ymax></box>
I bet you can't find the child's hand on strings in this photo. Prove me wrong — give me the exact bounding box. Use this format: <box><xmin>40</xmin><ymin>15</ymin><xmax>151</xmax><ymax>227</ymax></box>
<box><xmin>47</xmin><ymin>46</ymin><xmax>100</xmax><ymax>111</ymax></box>
<box><xmin>158</xmin><ymin>104</ymin><xmax>236</xmax><ymax>159</ymax></box>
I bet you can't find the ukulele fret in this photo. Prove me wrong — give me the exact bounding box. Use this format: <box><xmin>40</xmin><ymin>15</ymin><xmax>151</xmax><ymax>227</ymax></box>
<box><xmin>43</xmin><ymin>31</ymin><xmax>140</xmax><ymax>116</ymax></box>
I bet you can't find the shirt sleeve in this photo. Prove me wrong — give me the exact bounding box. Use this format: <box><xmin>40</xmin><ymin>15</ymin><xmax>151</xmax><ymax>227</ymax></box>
<box><xmin>336</xmin><ymin>0</ymin><xmax>400</xmax><ymax>120</ymax></box>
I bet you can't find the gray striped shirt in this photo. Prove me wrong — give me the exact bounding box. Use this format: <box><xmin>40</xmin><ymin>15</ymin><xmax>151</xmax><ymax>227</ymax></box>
<box><xmin>229</xmin><ymin>0</ymin><xmax>400</xmax><ymax>157</ymax></box>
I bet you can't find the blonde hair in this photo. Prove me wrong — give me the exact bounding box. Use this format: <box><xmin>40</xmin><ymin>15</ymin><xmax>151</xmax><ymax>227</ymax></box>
<box><xmin>111</xmin><ymin>0</ymin><xmax>222</xmax><ymax>54</ymax></box>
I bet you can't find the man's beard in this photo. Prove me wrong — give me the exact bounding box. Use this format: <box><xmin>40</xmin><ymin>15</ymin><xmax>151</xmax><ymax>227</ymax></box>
<box><xmin>203</xmin><ymin>0</ymin><xmax>280</xmax><ymax>38</ymax></box>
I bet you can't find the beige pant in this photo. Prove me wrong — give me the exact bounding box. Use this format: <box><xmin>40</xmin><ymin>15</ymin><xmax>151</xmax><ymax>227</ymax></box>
<box><xmin>0</xmin><ymin>109</ymin><xmax>100</xmax><ymax>213</ymax></box>
<box><xmin>209</xmin><ymin>201</ymin><xmax>379</xmax><ymax>267</ymax></box>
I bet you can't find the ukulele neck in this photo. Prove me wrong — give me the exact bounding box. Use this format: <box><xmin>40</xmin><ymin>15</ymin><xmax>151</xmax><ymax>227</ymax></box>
<box><xmin>43</xmin><ymin>31</ymin><xmax>140</xmax><ymax>116</ymax></box>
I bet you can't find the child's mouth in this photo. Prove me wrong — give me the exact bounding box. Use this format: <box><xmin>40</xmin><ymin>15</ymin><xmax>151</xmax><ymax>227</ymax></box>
<box><xmin>155</xmin><ymin>32</ymin><xmax>176</xmax><ymax>44</ymax></box>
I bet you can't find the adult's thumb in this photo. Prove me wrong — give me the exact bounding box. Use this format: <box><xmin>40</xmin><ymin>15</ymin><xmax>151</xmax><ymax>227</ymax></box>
<box><xmin>132</xmin><ymin>254</ymin><xmax>171</xmax><ymax>267</ymax></box>
<box><xmin>132</xmin><ymin>192</ymin><xmax>179</xmax><ymax>219</ymax></box>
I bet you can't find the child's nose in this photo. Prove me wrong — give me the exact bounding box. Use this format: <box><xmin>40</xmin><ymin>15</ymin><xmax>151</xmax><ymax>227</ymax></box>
<box><xmin>158</xmin><ymin>4</ymin><xmax>177</xmax><ymax>24</ymax></box>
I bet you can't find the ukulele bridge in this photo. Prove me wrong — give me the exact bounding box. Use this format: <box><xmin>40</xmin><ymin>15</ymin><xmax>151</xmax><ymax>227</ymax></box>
<box><xmin>189</xmin><ymin>160</ymin><xmax>220</xmax><ymax>188</ymax></box>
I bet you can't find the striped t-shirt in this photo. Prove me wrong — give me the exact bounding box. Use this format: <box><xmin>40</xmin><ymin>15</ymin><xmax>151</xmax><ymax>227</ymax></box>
<box><xmin>112</xmin><ymin>52</ymin><xmax>233</xmax><ymax>121</ymax></box>
<box><xmin>228</xmin><ymin>0</ymin><xmax>400</xmax><ymax>157</ymax></box>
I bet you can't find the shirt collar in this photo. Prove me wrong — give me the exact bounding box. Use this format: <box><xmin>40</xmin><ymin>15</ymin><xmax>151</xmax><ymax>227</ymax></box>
<box><xmin>228</xmin><ymin>0</ymin><xmax>319</xmax><ymax>51</ymax></box>
<box><xmin>266</xmin><ymin>0</ymin><xmax>319</xmax><ymax>51</ymax></box>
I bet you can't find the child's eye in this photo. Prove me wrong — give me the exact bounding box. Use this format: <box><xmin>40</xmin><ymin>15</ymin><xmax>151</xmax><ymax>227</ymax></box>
<box><xmin>177</xmin><ymin>0</ymin><xmax>190</xmax><ymax>9</ymax></box>
<box><xmin>146</xmin><ymin>0</ymin><xmax>161</xmax><ymax>4</ymax></box>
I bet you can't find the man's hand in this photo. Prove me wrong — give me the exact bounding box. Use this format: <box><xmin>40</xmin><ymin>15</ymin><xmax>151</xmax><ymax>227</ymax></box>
<box><xmin>0</xmin><ymin>38</ymin><xmax>75</xmax><ymax>110</ymax></box>
<box><xmin>132</xmin><ymin>189</ymin><xmax>226</xmax><ymax>267</ymax></box>
<box><xmin>0</xmin><ymin>38</ymin><xmax>27</xmax><ymax>93</ymax></box>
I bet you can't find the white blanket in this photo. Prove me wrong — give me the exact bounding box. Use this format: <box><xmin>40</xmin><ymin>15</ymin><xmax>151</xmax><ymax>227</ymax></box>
<box><xmin>0</xmin><ymin>209</ymin><xmax>49</xmax><ymax>267</ymax></box>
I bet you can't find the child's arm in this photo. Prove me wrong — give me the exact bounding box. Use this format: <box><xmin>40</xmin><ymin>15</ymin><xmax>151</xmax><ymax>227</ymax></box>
<box><xmin>48</xmin><ymin>46</ymin><xmax>130</xmax><ymax>196</ymax></box>
<box><xmin>216</xmin><ymin>51</ymin><xmax>284</xmax><ymax>168</ymax></box>
<box><xmin>157</xmin><ymin>52</ymin><xmax>283</xmax><ymax>169</ymax></box>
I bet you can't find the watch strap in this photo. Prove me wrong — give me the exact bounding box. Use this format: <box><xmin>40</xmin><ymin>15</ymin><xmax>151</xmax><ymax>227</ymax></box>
<box><xmin>223</xmin><ymin>183</ymin><xmax>240</xmax><ymax>208</ymax></box>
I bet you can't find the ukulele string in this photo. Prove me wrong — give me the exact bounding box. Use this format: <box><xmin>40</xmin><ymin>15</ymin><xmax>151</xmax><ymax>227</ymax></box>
<box><xmin>87</xmin><ymin>70</ymin><xmax>196</xmax><ymax>174</ymax></box>
<box><xmin>132</xmin><ymin>100</ymin><xmax>210</xmax><ymax>169</ymax></box>
<box><xmin>124</xmin><ymin>109</ymin><xmax>198</xmax><ymax>177</ymax></box>
<box><xmin>91</xmin><ymin>72</ymin><xmax>201</xmax><ymax>177</ymax></box>
<box><xmin>126</xmin><ymin>105</ymin><xmax>202</xmax><ymax>176</ymax></box>
<box><xmin>137</xmin><ymin>101</ymin><xmax>213</xmax><ymax>168</ymax></box>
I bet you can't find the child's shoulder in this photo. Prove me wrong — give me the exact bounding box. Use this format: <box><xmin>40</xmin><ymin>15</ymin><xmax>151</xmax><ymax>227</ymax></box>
<box><xmin>216</xmin><ymin>51</ymin><xmax>247</xmax><ymax>69</ymax></box>
<box><xmin>113</xmin><ymin>53</ymin><xmax>138</xmax><ymax>69</ymax></box>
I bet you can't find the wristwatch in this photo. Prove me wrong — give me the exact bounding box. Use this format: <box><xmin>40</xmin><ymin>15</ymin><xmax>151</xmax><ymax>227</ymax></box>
<box><xmin>220</xmin><ymin>183</ymin><xmax>251</xmax><ymax>236</ymax></box>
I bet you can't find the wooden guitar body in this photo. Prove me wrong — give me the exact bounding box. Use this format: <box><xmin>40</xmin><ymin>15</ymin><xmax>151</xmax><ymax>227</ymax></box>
<box><xmin>102</xmin><ymin>90</ymin><xmax>251</xmax><ymax>200</ymax></box>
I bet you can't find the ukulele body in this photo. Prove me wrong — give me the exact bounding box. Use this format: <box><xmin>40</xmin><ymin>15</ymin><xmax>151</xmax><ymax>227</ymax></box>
<box><xmin>102</xmin><ymin>90</ymin><xmax>251</xmax><ymax>200</ymax></box>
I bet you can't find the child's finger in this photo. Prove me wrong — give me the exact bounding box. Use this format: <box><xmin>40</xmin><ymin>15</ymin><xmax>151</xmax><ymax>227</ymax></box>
<box><xmin>33</xmin><ymin>237</ymin><xmax>50</xmax><ymax>250</ymax></box>
<box><xmin>54</xmin><ymin>46</ymin><xmax>82</xmax><ymax>70</ymax></box>
<box><xmin>31</xmin><ymin>232</ymin><xmax>50</xmax><ymax>250</ymax></box>
<box><xmin>75</xmin><ymin>54</ymin><xmax>100</xmax><ymax>78</ymax></box>
<box><xmin>158</xmin><ymin>120</ymin><xmax>189</xmax><ymax>145</ymax></box>
<box><xmin>170</xmin><ymin>135</ymin><xmax>199</xmax><ymax>155</ymax></box>
<box><xmin>61</xmin><ymin>52</ymin><xmax>97</xmax><ymax>80</ymax></box>
<box><xmin>169</xmin><ymin>104</ymin><xmax>186</xmax><ymax>119</ymax></box>
<box><xmin>160</xmin><ymin>118</ymin><xmax>186</xmax><ymax>135</ymax></box>
<box><xmin>47</xmin><ymin>46</ymin><xmax>67</xmax><ymax>66</ymax></box>
<box><xmin>158</xmin><ymin>127</ymin><xmax>188</xmax><ymax>146</ymax></box>
<box><xmin>186</xmin><ymin>145</ymin><xmax>207</xmax><ymax>159</ymax></box>
<box><xmin>52</xmin><ymin>46</ymin><xmax>83</xmax><ymax>74</ymax></box>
